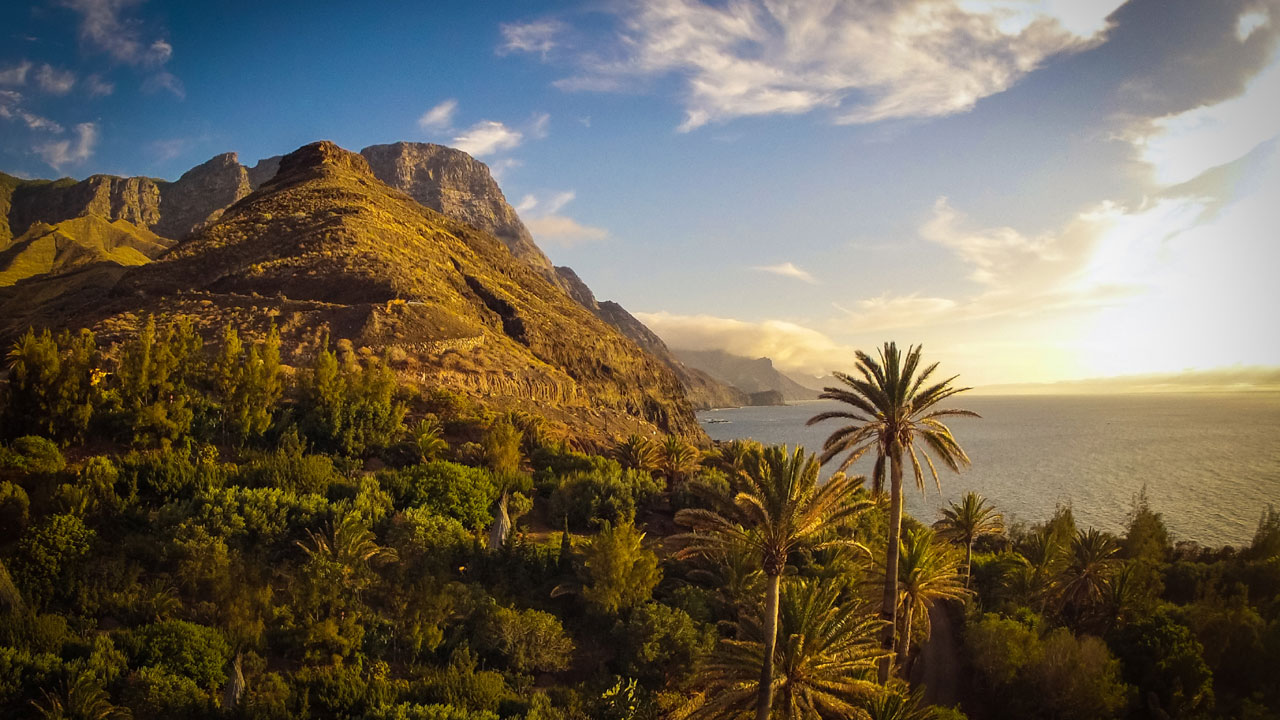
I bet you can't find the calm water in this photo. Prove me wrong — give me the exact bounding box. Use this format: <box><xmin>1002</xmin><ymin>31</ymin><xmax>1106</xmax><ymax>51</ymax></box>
<box><xmin>698</xmin><ymin>394</ymin><xmax>1280</xmax><ymax>548</ymax></box>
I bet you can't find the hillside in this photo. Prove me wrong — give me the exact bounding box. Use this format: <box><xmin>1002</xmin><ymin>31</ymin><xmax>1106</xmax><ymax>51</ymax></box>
<box><xmin>675</xmin><ymin>348</ymin><xmax>819</xmax><ymax>403</ymax></box>
<box><xmin>0</xmin><ymin>142</ymin><xmax>703</xmax><ymax>443</ymax></box>
<box><xmin>0</xmin><ymin>215</ymin><xmax>173</xmax><ymax>287</ymax></box>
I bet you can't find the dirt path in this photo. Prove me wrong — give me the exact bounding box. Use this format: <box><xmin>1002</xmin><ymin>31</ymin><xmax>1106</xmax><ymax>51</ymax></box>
<box><xmin>910</xmin><ymin>603</ymin><xmax>961</xmax><ymax>707</ymax></box>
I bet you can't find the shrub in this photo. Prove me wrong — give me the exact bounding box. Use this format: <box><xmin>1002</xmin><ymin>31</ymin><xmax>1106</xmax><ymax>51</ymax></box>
<box><xmin>577</xmin><ymin>521</ymin><xmax>661</xmax><ymax>615</ymax></box>
<box><xmin>0</xmin><ymin>481</ymin><xmax>30</xmax><ymax>542</ymax></box>
<box><xmin>12</xmin><ymin>513</ymin><xmax>94</xmax><ymax>607</ymax></box>
<box><xmin>615</xmin><ymin>602</ymin><xmax>715</xmax><ymax>685</ymax></box>
<box><xmin>366</xmin><ymin>703</ymin><xmax>499</xmax><ymax>720</ymax></box>
<box><xmin>122</xmin><ymin>665</ymin><xmax>212</xmax><ymax>720</ymax></box>
<box><xmin>473</xmin><ymin>603</ymin><xmax>575</xmax><ymax>673</ymax></box>
<box><xmin>128</xmin><ymin>619</ymin><xmax>231</xmax><ymax>688</ymax></box>
<box><xmin>388</xmin><ymin>507</ymin><xmax>474</xmax><ymax>571</ymax></box>
<box><xmin>549</xmin><ymin>466</ymin><xmax>664</xmax><ymax>531</ymax></box>
<box><xmin>416</xmin><ymin>647</ymin><xmax>510</xmax><ymax>714</ymax></box>
<box><xmin>380</xmin><ymin>462</ymin><xmax>497</xmax><ymax>530</ymax></box>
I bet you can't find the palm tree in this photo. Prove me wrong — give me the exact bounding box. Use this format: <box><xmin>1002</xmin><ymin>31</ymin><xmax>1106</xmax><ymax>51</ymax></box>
<box><xmin>1006</xmin><ymin>526</ymin><xmax>1065</xmax><ymax>611</ymax></box>
<box><xmin>30</xmin><ymin>675</ymin><xmax>131</xmax><ymax>719</ymax></box>
<box><xmin>660</xmin><ymin>435</ymin><xmax>700</xmax><ymax>486</ymax></box>
<box><xmin>613</xmin><ymin>434</ymin><xmax>659</xmax><ymax>473</ymax></box>
<box><xmin>695</xmin><ymin>579</ymin><xmax>886</xmax><ymax>720</ymax></box>
<box><xmin>412</xmin><ymin>416</ymin><xmax>448</xmax><ymax>462</ymax></box>
<box><xmin>892</xmin><ymin>526</ymin><xmax>969</xmax><ymax>667</ymax></box>
<box><xmin>705</xmin><ymin>438</ymin><xmax>763</xmax><ymax>478</ymax></box>
<box><xmin>936</xmin><ymin>492</ymin><xmax>1003</xmax><ymax>587</ymax></box>
<box><xmin>1057</xmin><ymin>528</ymin><xmax>1120</xmax><ymax>626</ymax></box>
<box><xmin>807</xmin><ymin>342</ymin><xmax>977</xmax><ymax>682</ymax></box>
<box><xmin>676</xmin><ymin>445</ymin><xmax>871</xmax><ymax>720</ymax></box>
<box><xmin>863</xmin><ymin>682</ymin><xmax>940</xmax><ymax>720</ymax></box>
<box><xmin>297</xmin><ymin>513</ymin><xmax>398</xmax><ymax>580</ymax></box>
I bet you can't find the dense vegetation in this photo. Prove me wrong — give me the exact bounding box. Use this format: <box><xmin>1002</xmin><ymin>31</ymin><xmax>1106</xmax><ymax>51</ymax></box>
<box><xmin>1</xmin><ymin>324</ymin><xmax>1277</xmax><ymax>719</ymax></box>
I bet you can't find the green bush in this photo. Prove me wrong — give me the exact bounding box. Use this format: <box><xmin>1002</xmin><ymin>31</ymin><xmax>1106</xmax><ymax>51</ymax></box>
<box><xmin>122</xmin><ymin>665</ymin><xmax>212</xmax><ymax>720</ymax></box>
<box><xmin>0</xmin><ymin>435</ymin><xmax>66</xmax><ymax>477</ymax></box>
<box><xmin>0</xmin><ymin>480</ymin><xmax>30</xmax><ymax>542</ymax></box>
<box><xmin>615</xmin><ymin>602</ymin><xmax>714</xmax><ymax>686</ymax></box>
<box><xmin>416</xmin><ymin>647</ymin><xmax>511</xmax><ymax>714</ymax></box>
<box><xmin>0</xmin><ymin>645</ymin><xmax>65</xmax><ymax>709</ymax></box>
<box><xmin>380</xmin><ymin>462</ymin><xmax>497</xmax><ymax>530</ymax></box>
<box><xmin>388</xmin><ymin>507</ymin><xmax>474</xmax><ymax>571</ymax></box>
<box><xmin>12</xmin><ymin>513</ymin><xmax>94</xmax><ymax>607</ymax></box>
<box><xmin>473</xmin><ymin>603</ymin><xmax>574</xmax><ymax>673</ymax></box>
<box><xmin>549</xmin><ymin>466</ymin><xmax>663</xmax><ymax>531</ymax></box>
<box><xmin>1109</xmin><ymin>610</ymin><xmax>1213</xmax><ymax>716</ymax></box>
<box><xmin>119</xmin><ymin>447</ymin><xmax>224</xmax><ymax>502</ymax></box>
<box><xmin>128</xmin><ymin>619</ymin><xmax>231</xmax><ymax>688</ymax></box>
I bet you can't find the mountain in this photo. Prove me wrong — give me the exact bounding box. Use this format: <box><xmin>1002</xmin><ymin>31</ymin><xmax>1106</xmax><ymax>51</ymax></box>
<box><xmin>358</xmin><ymin>142</ymin><xmax>745</xmax><ymax>410</ymax></box>
<box><xmin>1</xmin><ymin>152</ymin><xmax>278</xmax><ymax>246</ymax></box>
<box><xmin>675</xmin><ymin>349</ymin><xmax>819</xmax><ymax>403</ymax></box>
<box><xmin>553</xmin><ymin>266</ymin><xmax>749</xmax><ymax>410</ymax></box>
<box><xmin>360</xmin><ymin>142</ymin><xmax>559</xmax><ymax>285</ymax></box>
<box><xmin>0</xmin><ymin>141</ymin><xmax>703</xmax><ymax>443</ymax></box>
<box><xmin>0</xmin><ymin>215</ymin><xmax>173</xmax><ymax>287</ymax></box>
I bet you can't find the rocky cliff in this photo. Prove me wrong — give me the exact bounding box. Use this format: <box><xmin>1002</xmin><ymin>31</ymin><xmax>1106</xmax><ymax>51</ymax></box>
<box><xmin>153</xmin><ymin>152</ymin><xmax>253</xmax><ymax>239</ymax></box>
<box><xmin>359</xmin><ymin>142</ymin><xmax>558</xmax><ymax>281</ymax></box>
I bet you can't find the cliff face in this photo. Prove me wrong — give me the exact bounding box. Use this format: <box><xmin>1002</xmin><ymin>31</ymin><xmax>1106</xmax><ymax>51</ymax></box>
<box><xmin>154</xmin><ymin>152</ymin><xmax>253</xmax><ymax>239</ymax></box>
<box><xmin>360</xmin><ymin>142</ymin><xmax>558</xmax><ymax>279</ymax></box>
<box><xmin>3</xmin><ymin>141</ymin><xmax>704</xmax><ymax>444</ymax></box>
<box><xmin>6</xmin><ymin>174</ymin><xmax>164</xmax><ymax>240</ymax></box>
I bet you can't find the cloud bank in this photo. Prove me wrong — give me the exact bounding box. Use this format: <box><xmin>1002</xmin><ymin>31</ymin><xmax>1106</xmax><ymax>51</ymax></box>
<box><xmin>522</xmin><ymin>0</ymin><xmax>1126</xmax><ymax>130</ymax></box>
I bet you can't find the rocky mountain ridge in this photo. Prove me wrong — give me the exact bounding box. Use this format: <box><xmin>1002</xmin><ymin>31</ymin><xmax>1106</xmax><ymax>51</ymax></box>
<box><xmin>1</xmin><ymin>141</ymin><xmax>750</xmax><ymax>413</ymax></box>
<box><xmin>1</xmin><ymin>141</ymin><xmax>705</xmax><ymax>443</ymax></box>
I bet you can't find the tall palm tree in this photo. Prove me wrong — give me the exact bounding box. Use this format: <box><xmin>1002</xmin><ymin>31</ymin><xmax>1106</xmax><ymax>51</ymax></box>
<box><xmin>676</xmin><ymin>446</ymin><xmax>871</xmax><ymax>720</ymax></box>
<box><xmin>695</xmin><ymin>579</ymin><xmax>886</xmax><ymax>720</ymax></box>
<box><xmin>936</xmin><ymin>492</ymin><xmax>1003</xmax><ymax>587</ymax></box>
<box><xmin>892</xmin><ymin>526</ymin><xmax>969</xmax><ymax>667</ymax></box>
<box><xmin>807</xmin><ymin>342</ymin><xmax>977</xmax><ymax>682</ymax></box>
<box><xmin>705</xmin><ymin>438</ymin><xmax>764</xmax><ymax>478</ymax></box>
<box><xmin>613</xmin><ymin>434</ymin><xmax>659</xmax><ymax>473</ymax></box>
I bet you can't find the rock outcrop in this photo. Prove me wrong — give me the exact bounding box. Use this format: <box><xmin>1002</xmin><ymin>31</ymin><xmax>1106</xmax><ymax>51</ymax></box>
<box><xmin>360</xmin><ymin>142</ymin><xmax>557</xmax><ymax>280</ymax></box>
<box><xmin>154</xmin><ymin>152</ymin><xmax>253</xmax><ymax>239</ymax></box>
<box><xmin>4</xmin><ymin>173</ymin><xmax>163</xmax><ymax>240</ymax></box>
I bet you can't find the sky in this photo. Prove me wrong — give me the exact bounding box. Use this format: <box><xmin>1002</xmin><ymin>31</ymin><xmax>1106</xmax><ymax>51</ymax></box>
<box><xmin>2</xmin><ymin>0</ymin><xmax>1278</xmax><ymax>388</ymax></box>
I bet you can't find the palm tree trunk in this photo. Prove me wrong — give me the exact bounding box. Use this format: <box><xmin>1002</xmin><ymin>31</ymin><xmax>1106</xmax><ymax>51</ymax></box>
<box><xmin>756</xmin><ymin>572</ymin><xmax>781</xmax><ymax>720</ymax></box>
<box><xmin>896</xmin><ymin>601</ymin><xmax>914</xmax><ymax>668</ymax></box>
<box><xmin>489</xmin><ymin>490</ymin><xmax>510</xmax><ymax>549</ymax></box>
<box><xmin>879</xmin><ymin>445</ymin><xmax>904</xmax><ymax>683</ymax></box>
<box><xmin>965</xmin><ymin>540</ymin><xmax>974</xmax><ymax>589</ymax></box>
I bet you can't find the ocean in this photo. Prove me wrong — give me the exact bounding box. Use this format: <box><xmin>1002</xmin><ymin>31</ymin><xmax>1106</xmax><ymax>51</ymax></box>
<box><xmin>696</xmin><ymin>393</ymin><xmax>1280</xmax><ymax>548</ymax></box>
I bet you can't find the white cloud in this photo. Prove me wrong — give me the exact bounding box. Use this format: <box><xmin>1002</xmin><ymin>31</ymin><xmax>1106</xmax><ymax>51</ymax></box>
<box><xmin>543</xmin><ymin>190</ymin><xmax>575</xmax><ymax>214</ymax></box>
<box><xmin>524</xmin><ymin>215</ymin><xmax>609</xmax><ymax>246</ymax></box>
<box><xmin>142</xmin><ymin>71</ymin><xmax>184</xmax><ymax>98</ymax></box>
<box><xmin>546</xmin><ymin>0</ymin><xmax>1124</xmax><ymax>130</ymax></box>
<box><xmin>418</xmin><ymin>99</ymin><xmax>457</xmax><ymax>131</ymax></box>
<box><xmin>529</xmin><ymin>111</ymin><xmax>550</xmax><ymax>139</ymax></box>
<box><xmin>751</xmin><ymin>262</ymin><xmax>819</xmax><ymax>284</ymax></box>
<box><xmin>0</xmin><ymin>90</ymin><xmax>63</xmax><ymax>132</ymax></box>
<box><xmin>1137</xmin><ymin>54</ymin><xmax>1280</xmax><ymax>186</ymax></box>
<box><xmin>0</xmin><ymin>60</ymin><xmax>32</xmax><ymax>85</ymax></box>
<box><xmin>61</xmin><ymin>0</ymin><xmax>171</xmax><ymax>66</ymax></box>
<box><xmin>921</xmin><ymin>197</ymin><xmax>1060</xmax><ymax>287</ymax></box>
<box><xmin>634</xmin><ymin>311</ymin><xmax>854</xmax><ymax>377</ymax></box>
<box><xmin>35</xmin><ymin>64</ymin><xmax>76</xmax><ymax>94</ymax></box>
<box><xmin>84</xmin><ymin>74</ymin><xmax>114</xmax><ymax>97</ymax></box>
<box><xmin>514</xmin><ymin>194</ymin><xmax>538</xmax><ymax>213</ymax></box>
<box><xmin>498</xmin><ymin>20</ymin><xmax>565</xmax><ymax>56</ymax></box>
<box><xmin>452</xmin><ymin>120</ymin><xmax>523</xmax><ymax>157</ymax></box>
<box><xmin>35</xmin><ymin>121</ymin><xmax>98</xmax><ymax>170</ymax></box>
<box><xmin>518</xmin><ymin>189</ymin><xmax>608</xmax><ymax>247</ymax></box>
<box><xmin>1237</xmin><ymin>8</ymin><xmax>1270</xmax><ymax>42</ymax></box>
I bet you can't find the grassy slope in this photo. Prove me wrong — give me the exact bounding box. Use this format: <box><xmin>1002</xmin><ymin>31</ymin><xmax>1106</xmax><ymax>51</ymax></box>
<box><xmin>0</xmin><ymin>215</ymin><xmax>173</xmax><ymax>287</ymax></box>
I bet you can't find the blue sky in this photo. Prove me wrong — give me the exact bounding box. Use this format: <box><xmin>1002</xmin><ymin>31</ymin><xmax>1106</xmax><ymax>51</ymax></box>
<box><xmin>2</xmin><ymin>0</ymin><xmax>1278</xmax><ymax>386</ymax></box>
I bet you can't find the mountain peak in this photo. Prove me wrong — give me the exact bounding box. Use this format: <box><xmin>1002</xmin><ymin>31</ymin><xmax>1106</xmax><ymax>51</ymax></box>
<box><xmin>276</xmin><ymin>141</ymin><xmax>373</xmax><ymax>182</ymax></box>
